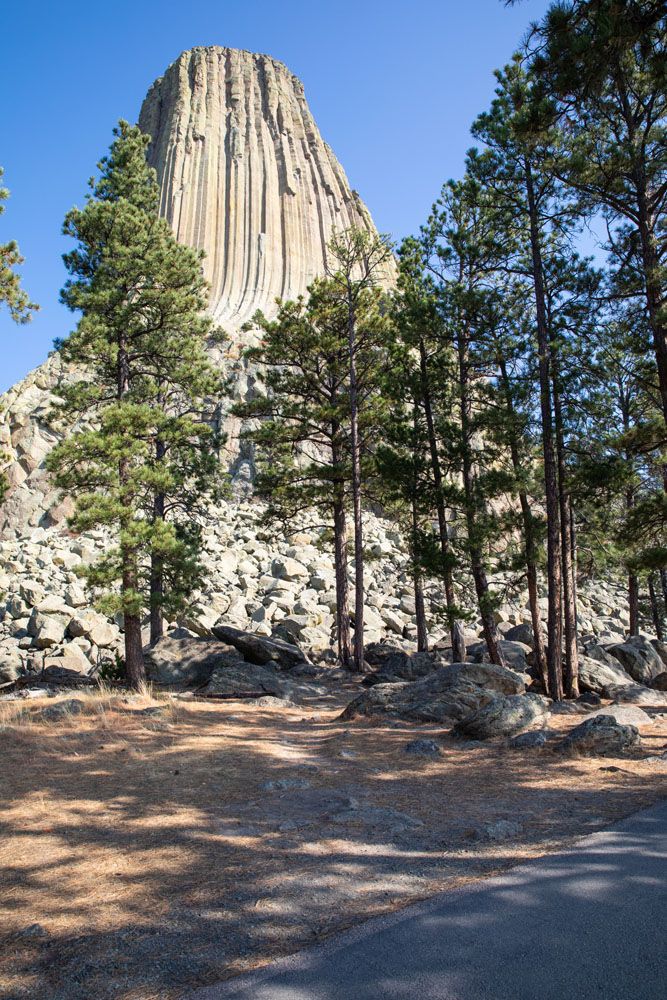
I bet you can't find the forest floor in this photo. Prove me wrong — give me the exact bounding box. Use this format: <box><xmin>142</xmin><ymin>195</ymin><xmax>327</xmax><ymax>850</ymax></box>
<box><xmin>1</xmin><ymin>682</ymin><xmax>666</xmax><ymax>1000</ymax></box>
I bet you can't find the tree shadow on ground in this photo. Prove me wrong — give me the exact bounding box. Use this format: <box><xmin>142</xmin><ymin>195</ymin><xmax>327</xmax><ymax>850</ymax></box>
<box><xmin>0</xmin><ymin>698</ymin><xmax>665</xmax><ymax>999</ymax></box>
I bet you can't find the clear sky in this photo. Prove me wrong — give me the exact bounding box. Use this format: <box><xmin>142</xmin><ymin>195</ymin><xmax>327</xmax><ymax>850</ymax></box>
<box><xmin>0</xmin><ymin>0</ymin><xmax>551</xmax><ymax>392</ymax></box>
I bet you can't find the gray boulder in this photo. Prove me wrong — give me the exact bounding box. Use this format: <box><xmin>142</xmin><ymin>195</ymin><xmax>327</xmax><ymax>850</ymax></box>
<box><xmin>601</xmin><ymin>683</ymin><xmax>667</xmax><ymax>707</ymax></box>
<box><xmin>39</xmin><ymin>699</ymin><xmax>85</xmax><ymax>722</ymax></box>
<box><xmin>202</xmin><ymin>661</ymin><xmax>288</xmax><ymax>698</ymax></box>
<box><xmin>503</xmin><ymin>623</ymin><xmax>535</xmax><ymax>647</ymax></box>
<box><xmin>145</xmin><ymin>636</ymin><xmax>244</xmax><ymax>687</ymax></box>
<box><xmin>466</xmin><ymin>639</ymin><xmax>531</xmax><ymax>673</ymax></box>
<box><xmin>211</xmin><ymin>624</ymin><xmax>310</xmax><ymax>670</ymax></box>
<box><xmin>651</xmin><ymin>671</ymin><xmax>667</xmax><ymax>691</ymax></box>
<box><xmin>650</xmin><ymin>640</ymin><xmax>667</xmax><ymax>669</ymax></box>
<box><xmin>585</xmin><ymin>706</ymin><xmax>652</xmax><ymax>727</ymax></box>
<box><xmin>404</xmin><ymin>738</ymin><xmax>442</xmax><ymax>756</ymax></box>
<box><xmin>454</xmin><ymin>693</ymin><xmax>549</xmax><ymax>740</ymax></box>
<box><xmin>0</xmin><ymin>646</ymin><xmax>23</xmax><ymax>683</ymax></box>
<box><xmin>510</xmin><ymin>729</ymin><xmax>549</xmax><ymax>749</ymax></box>
<box><xmin>577</xmin><ymin>654</ymin><xmax>635</xmax><ymax>694</ymax></box>
<box><xmin>365</xmin><ymin>650</ymin><xmax>439</xmax><ymax>685</ymax></box>
<box><xmin>340</xmin><ymin>662</ymin><xmax>526</xmax><ymax>724</ymax></box>
<box><xmin>364</xmin><ymin>642</ymin><xmax>403</xmax><ymax>669</ymax></box>
<box><xmin>607</xmin><ymin>636</ymin><xmax>664</xmax><ymax>684</ymax></box>
<box><xmin>556</xmin><ymin>714</ymin><xmax>640</xmax><ymax>756</ymax></box>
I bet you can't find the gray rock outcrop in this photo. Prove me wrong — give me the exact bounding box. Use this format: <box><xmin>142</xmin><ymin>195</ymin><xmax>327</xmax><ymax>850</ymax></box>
<box><xmin>340</xmin><ymin>662</ymin><xmax>526</xmax><ymax>724</ymax></box>
<box><xmin>454</xmin><ymin>693</ymin><xmax>549</xmax><ymax>740</ymax></box>
<box><xmin>0</xmin><ymin>46</ymin><xmax>394</xmax><ymax>538</ymax></box>
<box><xmin>556</xmin><ymin>715</ymin><xmax>641</xmax><ymax>756</ymax></box>
<box><xmin>607</xmin><ymin>636</ymin><xmax>665</xmax><ymax>685</ymax></box>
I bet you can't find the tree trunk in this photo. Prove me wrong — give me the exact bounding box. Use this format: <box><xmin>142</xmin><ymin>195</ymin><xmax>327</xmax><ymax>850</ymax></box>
<box><xmin>332</xmin><ymin>484</ymin><xmax>352</xmax><ymax>666</ymax></box>
<box><xmin>413</xmin><ymin>563</ymin><xmax>428</xmax><ymax>652</ymax></box>
<box><xmin>410</xmin><ymin>430</ymin><xmax>428</xmax><ymax>652</ymax></box>
<box><xmin>117</xmin><ymin>333</ymin><xmax>145</xmax><ymax>688</ymax></box>
<box><xmin>124</xmin><ymin>609</ymin><xmax>145</xmax><ymax>689</ymax></box>
<box><xmin>635</xmin><ymin>184</ymin><xmax>667</xmax><ymax>431</ymax></box>
<box><xmin>648</xmin><ymin>574</ymin><xmax>664</xmax><ymax>642</ymax></box>
<box><xmin>497</xmin><ymin>355</ymin><xmax>548</xmax><ymax>691</ymax></box>
<box><xmin>149</xmin><ymin>440</ymin><xmax>166</xmax><ymax>646</ymax></box>
<box><xmin>457</xmin><ymin>325</ymin><xmax>505</xmax><ymax>668</ymax></box>
<box><xmin>347</xmin><ymin>295</ymin><xmax>365</xmax><ymax>671</ymax></box>
<box><xmin>525</xmin><ymin>155</ymin><xmax>563</xmax><ymax>700</ymax></box>
<box><xmin>551</xmin><ymin>356</ymin><xmax>578</xmax><ymax>698</ymax></box>
<box><xmin>628</xmin><ymin>572</ymin><xmax>639</xmax><ymax>637</ymax></box>
<box><xmin>418</xmin><ymin>337</ymin><xmax>465</xmax><ymax>661</ymax></box>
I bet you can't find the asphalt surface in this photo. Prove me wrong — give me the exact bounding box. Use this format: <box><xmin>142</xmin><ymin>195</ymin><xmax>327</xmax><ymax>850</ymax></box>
<box><xmin>187</xmin><ymin>799</ymin><xmax>667</xmax><ymax>1000</ymax></box>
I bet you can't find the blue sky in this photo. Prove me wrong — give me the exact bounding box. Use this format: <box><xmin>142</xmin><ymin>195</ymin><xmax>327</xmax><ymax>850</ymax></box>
<box><xmin>0</xmin><ymin>0</ymin><xmax>551</xmax><ymax>391</ymax></box>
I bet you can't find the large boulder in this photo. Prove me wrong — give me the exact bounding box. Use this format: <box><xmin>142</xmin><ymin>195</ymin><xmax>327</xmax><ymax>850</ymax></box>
<box><xmin>585</xmin><ymin>705</ymin><xmax>652</xmax><ymax>727</ymax></box>
<box><xmin>211</xmin><ymin>624</ymin><xmax>310</xmax><ymax>670</ymax></box>
<box><xmin>271</xmin><ymin>557</ymin><xmax>309</xmax><ymax>581</ymax></box>
<box><xmin>503</xmin><ymin>623</ymin><xmax>535</xmax><ymax>647</ymax></box>
<box><xmin>340</xmin><ymin>662</ymin><xmax>526</xmax><ymax>724</ymax></box>
<box><xmin>577</xmin><ymin>654</ymin><xmax>635</xmax><ymax>694</ymax></box>
<box><xmin>601</xmin><ymin>683</ymin><xmax>667</xmax><ymax>707</ymax></box>
<box><xmin>651</xmin><ymin>640</ymin><xmax>667</xmax><ymax>669</ymax></box>
<box><xmin>67</xmin><ymin>611</ymin><xmax>118</xmax><ymax>648</ymax></box>
<box><xmin>31</xmin><ymin>613</ymin><xmax>68</xmax><ymax>650</ymax></box>
<box><xmin>202</xmin><ymin>661</ymin><xmax>288</xmax><ymax>698</ymax></box>
<box><xmin>145</xmin><ymin>636</ymin><xmax>244</xmax><ymax>687</ymax></box>
<box><xmin>364</xmin><ymin>650</ymin><xmax>439</xmax><ymax>685</ymax></box>
<box><xmin>466</xmin><ymin>640</ymin><xmax>531</xmax><ymax>673</ymax></box>
<box><xmin>607</xmin><ymin>636</ymin><xmax>664</xmax><ymax>684</ymax></box>
<box><xmin>556</xmin><ymin>715</ymin><xmax>640</xmax><ymax>756</ymax></box>
<box><xmin>454</xmin><ymin>693</ymin><xmax>549</xmax><ymax>740</ymax></box>
<box><xmin>364</xmin><ymin>643</ymin><xmax>404</xmax><ymax>669</ymax></box>
<box><xmin>651</xmin><ymin>672</ymin><xmax>667</xmax><ymax>691</ymax></box>
<box><xmin>0</xmin><ymin>643</ymin><xmax>23</xmax><ymax>683</ymax></box>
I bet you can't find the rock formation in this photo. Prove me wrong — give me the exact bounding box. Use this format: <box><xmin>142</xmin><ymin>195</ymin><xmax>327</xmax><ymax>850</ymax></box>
<box><xmin>0</xmin><ymin>47</ymin><xmax>649</xmax><ymax>686</ymax></box>
<box><xmin>0</xmin><ymin>45</ymin><xmax>393</xmax><ymax>537</ymax></box>
<box><xmin>138</xmin><ymin>46</ymin><xmax>393</xmax><ymax>329</ymax></box>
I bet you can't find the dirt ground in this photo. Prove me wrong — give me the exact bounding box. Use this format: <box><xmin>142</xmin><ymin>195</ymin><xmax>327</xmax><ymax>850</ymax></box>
<box><xmin>1</xmin><ymin>682</ymin><xmax>666</xmax><ymax>1000</ymax></box>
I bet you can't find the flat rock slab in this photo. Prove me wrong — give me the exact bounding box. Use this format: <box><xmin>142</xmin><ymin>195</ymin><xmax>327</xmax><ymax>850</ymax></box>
<box><xmin>187</xmin><ymin>801</ymin><xmax>667</xmax><ymax>1000</ymax></box>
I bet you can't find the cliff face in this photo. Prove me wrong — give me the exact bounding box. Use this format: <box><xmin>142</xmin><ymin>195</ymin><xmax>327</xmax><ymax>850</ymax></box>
<box><xmin>138</xmin><ymin>47</ymin><xmax>392</xmax><ymax>329</ymax></box>
<box><xmin>0</xmin><ymin>46</ymin><xmax>392</xmax><ymax>537</ymax></box>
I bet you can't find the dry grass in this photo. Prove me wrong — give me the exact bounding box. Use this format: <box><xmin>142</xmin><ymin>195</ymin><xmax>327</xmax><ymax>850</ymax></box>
<box><xmin>0</xmin><ymin>687</ymin><xmax>665</xmax><ymax>1000</ymax></box>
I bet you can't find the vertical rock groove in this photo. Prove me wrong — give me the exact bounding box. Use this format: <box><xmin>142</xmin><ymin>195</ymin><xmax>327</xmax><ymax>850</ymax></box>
<box><xmin>0</xmin><ymin>45</ymin><xmax>394</xmax><ymax>535</ymax></box>
<box><xmin>138</xmin><ymin>46</ymin><xmax>393</xmax><ymax>329</ymax></box>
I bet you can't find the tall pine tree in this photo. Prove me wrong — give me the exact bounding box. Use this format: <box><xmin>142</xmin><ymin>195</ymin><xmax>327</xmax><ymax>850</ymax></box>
<box><xmin>47</xmin><ymin>122</ymin><xmax>223</xmax><ymax>687</ymax></box>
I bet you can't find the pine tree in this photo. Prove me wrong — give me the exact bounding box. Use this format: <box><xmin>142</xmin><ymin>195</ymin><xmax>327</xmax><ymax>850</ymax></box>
<box><xmin>47</xmin><ymin>122</ymin><xmax>222</xmax><ymax>687</ymax></box>
<box><xmin>0</xmin><ymin>166</ymin><xmax>38</xmax><ymax>324</ymax></box>
<box><xmin>0</xmin><ymin>166</ymin><xmax>39</xmax><ymax>503</ymax></box>
<box><xmin>326</xmin><ymin>229</ymin><xmax>394</xmax><ymax>671</ymax></box>
<box><xmin>531</xmin><ymin>0</ymin><xmax>667</xmax><ymax>431</ymax></box>
<box><xmin>375</xmin><ymin>321</ymin><xmax>436</xmax><ymax>653</ymax></box>
<box><xmin>420</xmin><ymin>177</ymin><xmax>512</xmax><ymax>668</ymax></box>
<box><xmin>237</xmin><ymin>271</ymin><xmax>390</xmax><ymax>667</ymax></box>
<box><xmin>483</xmin><ymin>287</ymin><xmax>550</xmax><ymax>689</ymax></box>
<box><xmin>471</xmin><ymin>58</ymin><xmax>582</xmax><ymax>698</ymax></box>
<box><xmin>391</xmin><ymin>245</ymin><xmax>467</xmax><ymax>661</ymax></box>
<box><xmin>236</xmin><ymin>283</ymin><xmax>355</xmax><ymax>665</ymax></box>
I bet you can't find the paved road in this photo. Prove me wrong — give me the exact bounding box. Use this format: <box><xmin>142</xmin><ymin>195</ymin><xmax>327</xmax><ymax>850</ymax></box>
<box><xmin>188</xmin><ymin>800</ymin><xmax>667</xmax><ymax>1000</ymax></box>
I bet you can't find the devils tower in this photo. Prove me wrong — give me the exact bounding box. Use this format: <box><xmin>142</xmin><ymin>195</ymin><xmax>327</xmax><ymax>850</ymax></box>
<box><xmin>0</xmin><ymin>46</ymin><xmax>393</xmax><ymax>536</ymax></box>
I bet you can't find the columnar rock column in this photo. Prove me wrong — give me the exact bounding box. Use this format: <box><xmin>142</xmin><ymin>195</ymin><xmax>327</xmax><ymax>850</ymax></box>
<box><xmin>138</xmin><ymin>46</ymin><xmax>394</xmax><ymax>330</ymax></box>
<box><xmin>0</xmin><ymin>45</ymin><xmax>394</xmax><ymax>536</ymax></box>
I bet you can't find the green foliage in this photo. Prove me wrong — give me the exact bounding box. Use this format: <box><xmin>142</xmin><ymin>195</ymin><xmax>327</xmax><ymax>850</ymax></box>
<box><xmin>47</xmin><ymin>121</ymin><xmax>224</xmax><ymax>637</ymax></box>
<box><xmin>0</xmin><ymin>166</ymin><xmax>38</xmax><ymax>324</ymax></box>
<box><xmin>236</xmin><ymin>269</ymin><xmax>391</xmax><ymax>530</ymax></box>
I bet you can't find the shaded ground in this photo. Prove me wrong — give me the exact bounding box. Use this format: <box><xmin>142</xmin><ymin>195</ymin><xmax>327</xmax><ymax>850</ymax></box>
<box><xmin>0</xmin><ymin>683</ymin><xmax>666</xmax><ymax>1000</ymax></box>
<box><xmin>189</xmin><ymin>800</ymin><xmax>667</xmax><ymax>1000</ymax></box>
